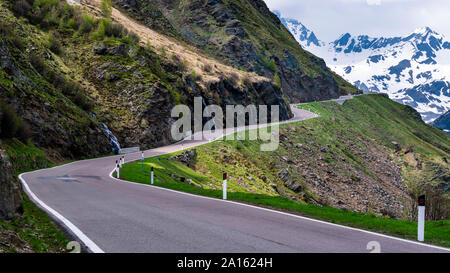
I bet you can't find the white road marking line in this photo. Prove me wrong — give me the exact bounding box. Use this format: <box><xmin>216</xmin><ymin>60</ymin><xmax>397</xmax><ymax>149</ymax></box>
<box><xmin>111</xmin><ymin>172</ymin><xmax>450</xmax><ymax>252</ymax></box>
<box><xmin>24</xmin><ymin>95</ymin><xmax>444</xmax><ymax>253</ymax></box>
<box><xmin>18</xmin><ymin>173</ymin><xmax>104</xmax><ymax>253</ymax></box>
<box><xmin>109</xmin><ymin>97</ymin><xmax>450</xmax><ymax>252</ymax></box>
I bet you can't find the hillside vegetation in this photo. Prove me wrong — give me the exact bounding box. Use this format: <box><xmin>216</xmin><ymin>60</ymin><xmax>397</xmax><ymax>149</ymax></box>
<box><xmin>1</xmin><ymin>0</ymin><xmax>446</xmax><ymax>252</ymax></box>
<box><xmin>114</xmin><ymin>0</ymin><xmax>360</xmax><ymax>102</ymax></box>
<box><xmin>0</xmin><ymin>0</ymin><xmax>353</xmax><ymax>252</ymax></box>
<box><xmin>119</xmin><ymin>95</ymin><xmax>450</xmax><ymax>246</ymax></box>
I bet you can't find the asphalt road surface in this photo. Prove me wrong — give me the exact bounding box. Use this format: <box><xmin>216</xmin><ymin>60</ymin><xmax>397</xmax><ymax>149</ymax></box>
<box><xmin>19</xmin><ymin>97</ymin><xmax>450</xmax><ymax>253</ymax></box>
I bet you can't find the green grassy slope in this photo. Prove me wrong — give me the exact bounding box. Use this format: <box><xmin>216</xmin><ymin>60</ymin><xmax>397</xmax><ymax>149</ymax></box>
<box><xmin>299</xmin><ymin>95</ymin><xmax>450</xmax><ymax>206</ymax></box>
<box><xmin>299</xmin><ymin>95</ymin><xmax>449</xmax><ymax>156</ymax></box>
<box><xmin>0</xmin><ymin>139</ymin><xmax>69</xmax><ymax>253</ymax></box>
<box><xmin>118</xmin><ymin>94</ymin><xmax>450</xmax><ymax>247</ymax></box>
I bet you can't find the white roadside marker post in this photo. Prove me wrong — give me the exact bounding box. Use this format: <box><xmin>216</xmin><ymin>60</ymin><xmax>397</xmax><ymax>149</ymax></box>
<box><xmin>141</xmin><ymin>152</ymin><xmax>144</xmax><ymax>173</ymax></box>
<box><xmin>151</xmin><ymin>167</ymin><xmax>154</xmax><ymax>185</ymax></box>
<box><xmin>116</xmin><ymin>161</ymin><xmax>120</xmax><ymax>179</ymax></box>
<box><xmin>119</xmin><ymin>157</ymin><xmax>123</xmax><ymax>168</ymax></box>
<box><xmin>223</xmin><ymin>172</ymin><xmax>227</xmax><ymax>200</ymax></box>
<box><xmin>418</xmin><ymin>194</ymin><xmax>425</xmax><ymax>242</ymax></box>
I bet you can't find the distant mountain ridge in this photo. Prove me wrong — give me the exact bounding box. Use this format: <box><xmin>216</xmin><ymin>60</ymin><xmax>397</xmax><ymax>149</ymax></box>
<box><xmin>273</xmin><ymin>11</ymin><xmax>323</xmax><ymax>47</ymax></box>
<box><xmin>431</xmin><ymin>110</ymin><xmax>450</xmax><ymax>134</ymax></box>
<box><xmin>275</xmin><ymin>11</ymin><xmax>450</xmax><ymax>122</ymax></box>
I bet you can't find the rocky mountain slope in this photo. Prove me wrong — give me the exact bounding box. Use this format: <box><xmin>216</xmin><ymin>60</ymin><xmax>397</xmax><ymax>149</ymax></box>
<box><xmin>135</xmin><ymin>95</ymin><xmax>449</xmax><ymax>220</ymax></box>
<box><xmin>0</xmin><ymin>0</ymin><xmax>359</xmax><ymax>251</ymax></box>
<box><xmin>0</xmin><ymin>0</ymin><xmax>360</xmax><ymax>159</ymax></box>
<box><xmin>0</xmin><ymin>148</ymin><xmax>21</xmax><ymax>220</ymax></box>
<box><xmin>113</xmin><ymin>0</ymin><xmax>360</xmax><ymax>102</ymax></box>
<box><xmin>1</xmin><ymin>0</ymin><xmax>447</xmax><ymax>252</ymax></box>
<box><xmin>276</xmin><ymin>11</ymin><xmax>450</xmax><ymax>122</ymax></box>
<box><xmin>432</xmin><ymin>110</ymin><xmax>450</xmax><ymax>134</ymax></box>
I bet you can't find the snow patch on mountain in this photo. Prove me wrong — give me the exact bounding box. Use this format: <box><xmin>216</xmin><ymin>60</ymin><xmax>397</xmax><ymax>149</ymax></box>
<box><xmin>275</xmin><ymin>11</ymin><xmax>450</xmax><ymax>122</ymax></box>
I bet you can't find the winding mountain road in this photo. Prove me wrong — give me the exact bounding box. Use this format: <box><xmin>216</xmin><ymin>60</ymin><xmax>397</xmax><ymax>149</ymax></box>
<box><xmin>19</xmin><ymin>96</ymin><xmax>450</xmax><ymax>253</ymax></box>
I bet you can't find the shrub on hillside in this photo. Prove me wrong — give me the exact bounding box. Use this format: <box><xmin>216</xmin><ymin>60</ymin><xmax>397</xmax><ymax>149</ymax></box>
<box><xmin>72</xmin><ymin>89</ymin><xmax>94</xmax><ymax>111</ymax></box>
<box><xmin>0</xmin><ymin>22</ymin><xmax>25</xmax><ymax>50</ymax></box>
<box><xmin>261</xmin><ymin>56</ymin><xmax>277</xmax><ymax>73</ymax></box>
<box><xmin>100</xmin><ymin>0</ymin><xmax>112</xmax><ymax>18</ymax></box>
<box><xmin>202</xmin><ymin>64</ymin><xmax>212</xmax><ymax>73</ymax></box>
<box><xmin>0</xmin><ymin>101</ymin><xmax>31</xmax><ymax>143</ymax></box>
<box><xmin>242</xmin><ymin>73</ymin><xmax>252</xmax><ymax>87</ymax></box>
<box><xmin>0</xmin><ymin>22</ymin><xmax>13</xmax><ymax>37</ymax></box>
<box><xmin>228</xmin><ymin>72</ymin><xmax>239</xmax><ymax>86</ymax></box>
<box><xmin>66</xmin><ymin>18</ymin><xmax>80</xmax><ymax>31</ymax></box>
<box><xmin>79</xmin><ymin>14</ymin><xmax>95</xmax><ymax>34</ymax></box>
<box><xmin>126</xmin><ymin>32</ymin><xmax>140</xmax><ymax>44</ymax></box>
<box><xmin>172</xmin><ymin>55</ymin><xmax>187</xmax><ymax>72</ymax></box>
<box><xmin>10</xmin><ymin>36</ymin><xmax>25</xmax><ymax>51</ymax></box>
<box><xmin>12</xmin><ymin>0</ymin><xmax>31</xmax><ymax>17</ymax></box>
<box><xmin>0</xmin><ymin>103</ymin><xmax>20</xmax><ymax>138</ymax></box>
<box><xmin>273</xmin><ymin>73</ymin><xmax>281</xmax><ymax>89</ymax></box>
<box><xmin>29</xmin><ymin>53</ymin><xmax>45</xmax><ymax>72</ymax></box>
<box><xmin>107</xmin><ymin>23</ymin><xmax>127</xmax><ymax>38</ymax></box>
<box><xmin>48</xmin><ymin>32</ymin><xmax>62</xmax><ymax>54</ymax></box>
<box><xmin>28</xmin><ymin>54</ymin><xmax>93</xmax><ymax>111</ymax></box>
<box><xmin>16</xmin><ymin>121</ymin><xmax>31</xmax><ymax>143</ymax></box>
<box><xmin>190</xmin><ymin>70</ymin><xmax>202</xmax><ymax>82</ymax></box>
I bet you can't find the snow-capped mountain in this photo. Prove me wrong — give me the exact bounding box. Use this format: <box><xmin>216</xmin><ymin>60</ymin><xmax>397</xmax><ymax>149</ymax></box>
<box><xmin>275</xmin><ymin>11</ymin><xmax>450</xmax><ymax>122</ymax></box>
<box><xmin>431</xmin><ymin>110</ymin><xmax>450</xmax><ymax>134</ymax></box>
<box><xmin>273</xmin><ymin>11</ymin><xmax>324</xmax><ymax>48</ymax></box>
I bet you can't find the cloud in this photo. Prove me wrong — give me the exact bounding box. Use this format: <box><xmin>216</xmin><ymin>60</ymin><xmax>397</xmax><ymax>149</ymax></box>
<box><xmin>366</xmin><ymin>0</ymin><xmax>381</xmax><ymax>5</ymax></box>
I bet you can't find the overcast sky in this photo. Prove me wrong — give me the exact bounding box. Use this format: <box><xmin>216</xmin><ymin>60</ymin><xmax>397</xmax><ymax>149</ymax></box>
<box><xmin>264</xmin><ymin>0</ymin><xmax>450</xmax><ymax>41</ymax></box>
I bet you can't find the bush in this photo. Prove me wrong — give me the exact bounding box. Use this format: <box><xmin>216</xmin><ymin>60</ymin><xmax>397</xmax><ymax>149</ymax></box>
<box><xmin>48</xmin><ymin>6</ymin><xmax>61</xmax><ymax>27</ymax></box>
<box><xmin>66</xmin><ymin>18</ymin><xmax>79</xmax><ymax>30</ymax></box>
<box><xmin>0</xmin><ymin>22</ymin><xmax>13</xmax><ymax>37</ymax></box>
<box><xmin>172</xmin><ymin>55</ymin><xmax>187</xmax><ymax>72</ymax></box>
<box><xmin>202</xmin><ymin>64</ymin><xmax>212</xmax><ymax>73</ymax></box>
<box><xmin>10</xmin><ymin>36</ymin><xmax>25</xmax><ymax>51</ymax></box>
<box><xmin>0</xmin><ymin>101</ymin><xmax>30</xmax><ymax>142</ymax></box>
<box><xmin>0</xmin><ymin>102</ymin><xmax>20</xmax><ymax>138</ymax></box>
<box><xmin>127</xmin><ymin>32</ymin><xmax>140</xmax><ymax>44</ymax></box>
<box><xmin>58</xmin><ymin>78</ymin><xmax>94</xmax><ymax>111</ymax></box>
<box><xmin>29</xmin><ymin>53</ymin><xmax>45</xmax><ymax>72</ymax></box>
<box><xmin>242</xmin><ymin>73</ymin><xmax>252</xmax><ymax>87</ymax></box>
<box><xmin>228</xmin><ymin>72</ymin><xmax>239</xmax><ymax>86</ymax></box>
<box><xmin>28</xmin><ymin>10</ymin><xmax>47</xmax><ymax>27</ymax></box>
<box><xmin>93</xmin><ymin>18</ymin><xmax>108</xmax><ymax>39</ymax></box>
<box><xmin>107</xmin><ymin>23</ymin><xmax>126</xmax><ymax>38</ymax></box>
<box><xmin>72</xmin><ymin>89</ymin><xmax>94</xmax><ymax>111</ymax></box>
<box><xmin>79</xmin><ymin>14</ymin><xmax>95</xmax><ymax>34</ymax></box>
<box><xmin>190</xmin><ymin>70</ymin><xmax>202</xmax><ymax>82</ymax></box>
<box><xmin>100</xmin><ymin>0</ymin><xmax>112</xmax><ymax>18</ymax></box>
<box><xmin>13</xmin><ymin>0</ymin><xmax>32</xmax><ymax>17</ymax></box>
<box><xmin>273</xmin><ymin>73</ymin><xmax>281</xmax><ymax>89</ymax></box>
<box><xmin>48</xmin><ymin>32</ymin><xmax>62</xmax><ymax>54</ymax></box>
<box><xmin>262</xmin><ymin>56</ymin><xmax>277</xmax><ymax>72</ymax></box>
<box><xmin>16</xmin><ymin>122</ymin><xmax>31</xmax><ymax>143</ymax></box>
<box><xmin>53</xmin><ymin>73</ymin><xmax>67</xmax><ymax>90</ymax></box>
<box><xmin>93</xmin><ymin>19</ymin><xmax>130</xmax><ymax>40</ymax></box>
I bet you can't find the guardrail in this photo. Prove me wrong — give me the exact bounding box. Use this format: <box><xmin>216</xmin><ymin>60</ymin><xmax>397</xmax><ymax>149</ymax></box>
<box><xmin>119</xmin><ymin>147</ymin><xmax>140</xmax><ymax>154</ymax></box>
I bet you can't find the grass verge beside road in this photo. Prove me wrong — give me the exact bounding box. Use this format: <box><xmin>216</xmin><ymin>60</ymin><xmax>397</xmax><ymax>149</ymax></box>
<box><xmin>0</xmin><ymin>194</ymin><xmax>69</xmax><ymax>253</ymax></box>
<box><xmin>117</xmin><ymin>95</ymin><xmax>449</xmax><ymax>248</ymax></box>
<box><xmin>117</xmin><ymin>154</ymin><xmax>450</xmax><ymax>248</ymax></box>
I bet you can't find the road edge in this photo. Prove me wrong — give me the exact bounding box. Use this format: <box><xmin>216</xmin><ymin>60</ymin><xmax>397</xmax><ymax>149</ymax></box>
<box><xmin>18</xmin><ymin>173</ymin><xmax>105</xmax><ymax>253</ymax></box>
<box><xmin>111</xmin><ymin>154</ymin><xmax>450</xmax><ymax>253</ymax></box>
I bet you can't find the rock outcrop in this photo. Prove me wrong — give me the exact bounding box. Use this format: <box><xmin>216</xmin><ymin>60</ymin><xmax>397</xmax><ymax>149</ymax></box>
<box><xmin>114</xmin><ymin>0</ymin><xmax>359</xmax><ymax>104</ymax></box>
<box><xmin>0</xmin><ymin>148</ymin><xmax>22</xmax><ymax>220</ymax></box>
